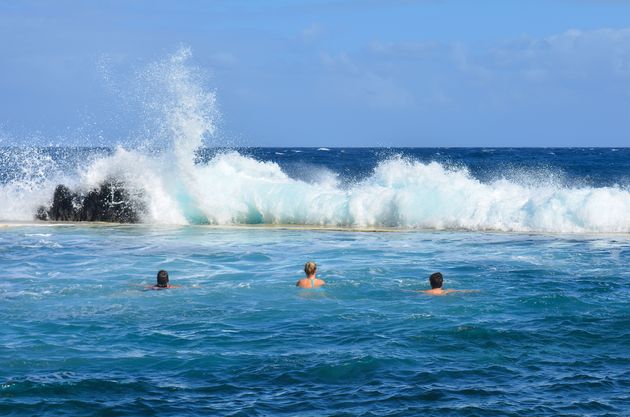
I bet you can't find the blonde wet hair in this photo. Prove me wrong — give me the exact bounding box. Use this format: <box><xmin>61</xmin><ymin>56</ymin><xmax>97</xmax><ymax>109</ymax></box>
<box><xmin>304</xmin><ymin>261</ymin><xmax>317</xmax><ymax>276</ymax></box>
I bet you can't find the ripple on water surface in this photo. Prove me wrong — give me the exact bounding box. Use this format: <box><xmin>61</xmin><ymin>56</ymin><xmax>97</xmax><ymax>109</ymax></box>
<box><xmin>0</xmin><ymin>226</ymin><xmax>628</xmax><ymax>416</ymax></box>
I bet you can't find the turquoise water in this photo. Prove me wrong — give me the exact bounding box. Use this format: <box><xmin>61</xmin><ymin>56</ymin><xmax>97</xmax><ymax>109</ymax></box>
<box><xmin>1</xmin><ymin>225</ymin><xmax>628</xmax><ymax>416</ymax></box>
<box><xmin>1</xmin><ymin>48</ymin><xmax>629</xmax><ymax>415</ymax></box>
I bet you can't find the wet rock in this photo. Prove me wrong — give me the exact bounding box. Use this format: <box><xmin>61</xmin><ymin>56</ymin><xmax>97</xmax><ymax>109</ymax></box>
<box><xmin>36</xmin><ymin>181</ymin><xmax>142</xmax><ymax>223</ymax></box>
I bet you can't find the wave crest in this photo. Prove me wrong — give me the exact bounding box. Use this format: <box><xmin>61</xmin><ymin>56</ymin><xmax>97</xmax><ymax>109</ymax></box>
<box><xmin>1</xmin><ymin>48</ymin><xmax>628</xmax><ymax>233</ymax></box>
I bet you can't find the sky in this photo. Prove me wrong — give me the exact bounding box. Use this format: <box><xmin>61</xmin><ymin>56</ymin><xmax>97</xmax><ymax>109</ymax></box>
<box><xmin>1</xmin><ymin>0</ymin><xmax>630</xmax><ymax>147</ymax></box>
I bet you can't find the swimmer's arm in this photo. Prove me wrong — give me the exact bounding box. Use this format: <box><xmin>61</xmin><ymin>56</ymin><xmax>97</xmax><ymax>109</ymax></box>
<box><xmin>402</xmin><ymin>289</ymin><xmax>437</xmax><ymax>295</ymax></box>
<box><xmin>144</xmin><ymin>285</ymin><xmax>181</xmax><ymax>290</ymax></box>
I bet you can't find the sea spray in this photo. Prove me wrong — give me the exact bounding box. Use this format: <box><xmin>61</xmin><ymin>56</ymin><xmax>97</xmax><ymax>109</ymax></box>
<box><xmin>84</xmin><ymin>146</ymin><xmax>628</xmax><ymax>232</ymax></box>
<box><xmin>1</xmin><ymin>49</ymin><xmax>629</xmax><ymax>232</ymax></box>
<box><xmin>1</xmin><ymin>48</ymin><xmax>218</xmax><ymax>224</ymax></box>
<box><xmin>0</xmin><ymin>147</ymin><xmax>67</xmax><ymax>221</ymax></box>
<box><xmin>135</xmin><ymin>152</ymin><xmax>628</xmax><ymax>232</ymax></box>
<box><xmin>8</xmin><ymin>147</ymin><xmax>629</xmax><ymax>232</ymax></box>
<box><xmin>139</xmin><ymin>46</ymin><xmax>219</xmax><ymax>221</ymax></box>
<box><xmin>140</xmin><ymin>46</ymin><xmax>218</xmax><ymax>167</ymax></box>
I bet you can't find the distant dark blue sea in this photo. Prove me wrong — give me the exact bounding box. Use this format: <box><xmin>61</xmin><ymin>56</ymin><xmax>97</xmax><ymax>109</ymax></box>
<box><xmin>0</xmin><ymin>147</ymin><xmax>629</xmax><ymax>416</ymax></box>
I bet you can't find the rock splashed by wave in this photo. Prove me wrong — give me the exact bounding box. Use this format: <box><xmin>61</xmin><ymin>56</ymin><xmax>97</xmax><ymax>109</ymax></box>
<box><xmin>1</xmin><ymin>48</ymin><xmax>629</xmax><ymax>233</ymax></box>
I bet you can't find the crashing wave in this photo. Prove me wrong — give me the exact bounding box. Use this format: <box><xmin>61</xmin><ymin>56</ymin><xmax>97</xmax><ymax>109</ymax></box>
<box><xmin>1</xmin><ymin>48</ymin><xmax>629</xmax><ymax>233</ymax></box>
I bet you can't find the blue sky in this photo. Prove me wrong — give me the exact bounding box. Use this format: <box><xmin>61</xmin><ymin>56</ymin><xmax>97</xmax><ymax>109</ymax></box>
<box><xmin>1</xmin><ymin>0</ymin><xmax>630</xmax><ymax>147</ymax></box>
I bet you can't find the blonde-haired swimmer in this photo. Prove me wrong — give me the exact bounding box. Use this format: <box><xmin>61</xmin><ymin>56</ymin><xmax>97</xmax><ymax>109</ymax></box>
<box><xmin>296</xmin><ymin>261</ymin><xmax>325</xmax><ymax>289</ymax></box>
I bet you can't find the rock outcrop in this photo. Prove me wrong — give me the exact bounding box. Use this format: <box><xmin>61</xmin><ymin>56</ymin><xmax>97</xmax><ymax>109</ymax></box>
<box><xmin>36</xmin><ymin>181</ymin><xmax>142</xmax><ymax>223</ymax></box>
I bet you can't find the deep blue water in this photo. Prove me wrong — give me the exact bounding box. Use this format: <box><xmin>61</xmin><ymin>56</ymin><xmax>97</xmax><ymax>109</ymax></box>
<box><xmin>2</xmin><ymin>147</ymin><xmax>629</xmax><ymax>188</ymax></box>
<box><xmin>1</xmin><ymin>225</ymin><xmax>629</xmax><ymax>416</ymax></box>
<box><xmin>0</xmin><ymin>147</ymin><xmax>629</xmax><ymax>416</ymax></box>
<box><xmin>232</xmin><ymin>147</ymin><xmax>630</xmax><ymax>188</ymax></box>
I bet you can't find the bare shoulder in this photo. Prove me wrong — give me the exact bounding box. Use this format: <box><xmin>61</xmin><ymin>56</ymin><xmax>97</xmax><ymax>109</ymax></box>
<box><xmin>145</xmin><ymin>285</ymin><xmax>180</xmax><ymax>290</ymax></box>
<box><xmin>421</xmin><ymin>289</ymin><xmax>478</xmax><ymax>296</ymax></box>
<box><xmin>422</xmin><ymin>289</ymin><xmax>445</xmax><ymax>296</ymax></box>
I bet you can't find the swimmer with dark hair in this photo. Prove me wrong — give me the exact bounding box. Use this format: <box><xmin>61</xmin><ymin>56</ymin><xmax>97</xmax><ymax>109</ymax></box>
<box><xmin>149</xmin><ymin>270</ymin><xmax>178</xmax><ymax>289</ymax></box>
<box><xmin>296</xmin><ymin>261</ymin><xmax>325</xmax><ymax>288</ymax></box>
<box><xmin>421</xmin><ymin>272</ymin><xmax>476</xmax><ymax>296</ymax></box>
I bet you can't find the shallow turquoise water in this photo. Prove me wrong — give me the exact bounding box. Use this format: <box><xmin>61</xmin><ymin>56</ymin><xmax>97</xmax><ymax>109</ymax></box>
<box><xmin>1</xmin><ymin>225</ymin><xmax>629</xmax><ymax>416</ymax></box>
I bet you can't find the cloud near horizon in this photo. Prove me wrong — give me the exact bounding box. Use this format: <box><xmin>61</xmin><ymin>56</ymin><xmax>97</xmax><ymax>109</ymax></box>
<box><xmin>315</xmin><ymin>28</ymin><xmax>630</xmax><ymax>108</ymax></box>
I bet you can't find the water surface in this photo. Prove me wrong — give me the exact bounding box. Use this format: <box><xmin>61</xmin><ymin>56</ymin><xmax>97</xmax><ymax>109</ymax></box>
<box><xmin>1</xmin><ymin>225</ymin><xmax>628</xmax><ymax>416</ymax></box>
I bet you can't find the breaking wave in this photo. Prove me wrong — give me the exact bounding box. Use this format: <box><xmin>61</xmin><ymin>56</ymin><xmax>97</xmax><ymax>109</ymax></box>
<box><xmin>2</xmin><ymin>146</ymin><xmax>629</xmax><ymax>233</ymax></box>
<box><xmin>0</xmin><ymin>48</ymin><xmax>628</xmax><ymax>233</ymax></box>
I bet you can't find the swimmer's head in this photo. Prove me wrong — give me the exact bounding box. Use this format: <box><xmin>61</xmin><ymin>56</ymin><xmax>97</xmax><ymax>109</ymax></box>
<box><xmin>429</xmin><ymin>272</ymin><xmax>443</xmax><ymax>289</ymax></box>
<box><xmin>304</xmin><ymin>261</ymin><xmax>317</xmax><ymax>277</ymax></box>
<box><xmin>156</xmin><ymin>270</ymin><xmax>169</xmax><ymax>288</ymax></box>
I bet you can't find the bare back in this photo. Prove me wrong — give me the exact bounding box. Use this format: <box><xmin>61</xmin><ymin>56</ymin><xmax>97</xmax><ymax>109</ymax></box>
<box><xmin>296</xmin><ymin>277</ymin><xmax>325</xmax><ymax>289</ymax></box>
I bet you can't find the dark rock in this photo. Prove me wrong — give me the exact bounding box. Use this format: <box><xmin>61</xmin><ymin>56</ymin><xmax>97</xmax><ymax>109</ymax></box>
<box><xmin>36</xmin><ymin>181</ymin><xmax>143</xmax><ymax>223</ymax></box>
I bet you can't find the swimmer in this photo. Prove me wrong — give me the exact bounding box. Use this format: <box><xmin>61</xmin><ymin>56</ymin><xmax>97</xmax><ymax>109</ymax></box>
<box><xmin>296</xmin><ymin>261</ymin><xmax>325</xmax><ymax>289</ymax></box>
<box><xmin>150</xmin><ymin>270</ymin><xmax>178</xmax><ymax>290</ymax></box>
<box><xmin>421</xmin><ymin>272</ymin><xmax>476</xmax><ymax>296</ymax></box>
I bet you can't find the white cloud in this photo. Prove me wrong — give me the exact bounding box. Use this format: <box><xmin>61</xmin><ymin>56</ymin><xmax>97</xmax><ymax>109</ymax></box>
<box><xmin>477</xmin><ymin>28</ymin><xmax>630</xmax><ymax>82</ymax></box>
<box><xmin>309</xmin><ymin>27</ymin><xmax>630</xmax><ymax>116</ymax></box>
<box><xmin>299</xmin><ymin>23</ymin><xmax>323</xmax><ymax>43</ymax></box>
<box><xmin>369</xmin><ymin>40</ymin><xmax>439</xmax><ymax>55</ymax></box>
<box><xmin>319</xmin><ymin>52</ymin><xmax>415</xmax><ymax>109</ymax></box>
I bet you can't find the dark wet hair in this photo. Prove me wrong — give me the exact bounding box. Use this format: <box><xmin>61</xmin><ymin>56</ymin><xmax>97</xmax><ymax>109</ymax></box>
<box><xmin>156</xmin><ymin>270</ymin><xmax>169</xmax><ymax>288</ymax></box>
<box><xmin>429</xmin><ymin>272</ymin><xmax>443</xmax><ymax>289</ymax></box>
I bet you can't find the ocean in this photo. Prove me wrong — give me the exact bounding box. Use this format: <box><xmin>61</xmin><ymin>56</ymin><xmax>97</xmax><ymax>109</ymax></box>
<box><xmin>1</xmin><ymin>146</ymin><xmax>629</xmax><ymax>416</ymax></box>
<box><xmin>1</xmin><ymin>48</ymin><xmax>629</xmax><ymax>417</ymax></box>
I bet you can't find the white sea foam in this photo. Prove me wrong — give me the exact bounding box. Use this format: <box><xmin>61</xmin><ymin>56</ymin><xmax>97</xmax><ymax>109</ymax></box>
<box><xmin>2</xmin><ymin>147</ymin><xmax>629</xmax><ymax>233</ymax></box>
<box><xmin>0</xmin><ymin>48</ymin><xmax>628</xmax><ymax>233</ymax></box>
